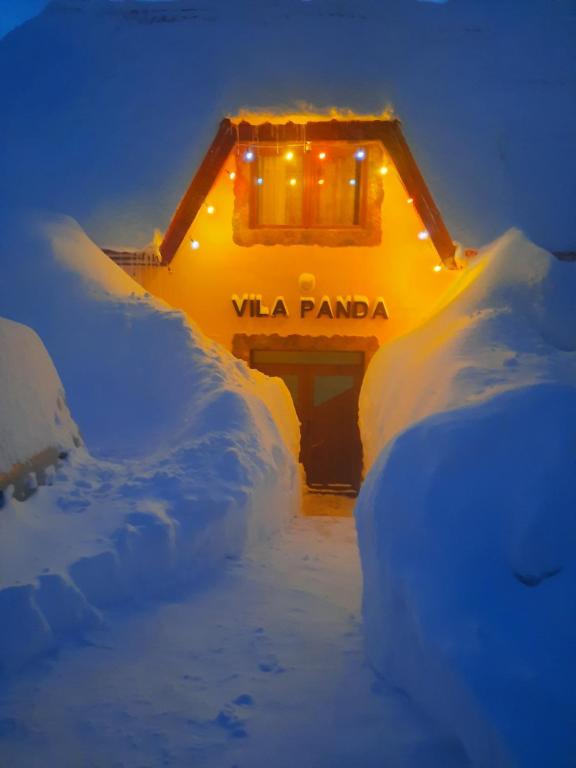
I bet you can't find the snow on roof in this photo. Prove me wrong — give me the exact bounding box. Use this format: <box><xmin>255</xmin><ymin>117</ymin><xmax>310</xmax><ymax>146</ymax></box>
<box><xmin>0</xmin><ymin>0</ymin><xmax>574</xmax><ymax>252</ymax></box>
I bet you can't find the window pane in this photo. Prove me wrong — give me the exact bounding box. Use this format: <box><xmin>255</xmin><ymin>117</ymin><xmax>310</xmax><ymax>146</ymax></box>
<box><xmin>311</xmin><ymin>147</ymin><xmax>360</xmax><ymax>227</ymax></box>
<box><xmin>313</xmin><ymin>375</ymin><xmax>355</xmax><ymax>406</ymax></box>
<box><xmin>255</xmin><ymin>151</ymin><xmax>304</xmax><ymax>226</ymax></box>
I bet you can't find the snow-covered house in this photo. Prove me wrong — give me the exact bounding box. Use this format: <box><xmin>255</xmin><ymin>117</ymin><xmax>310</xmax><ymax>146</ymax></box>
<box><xmin>111</xmin><ymin>114</ymin><xmax>459</xmax><ymax>492</ymax></box>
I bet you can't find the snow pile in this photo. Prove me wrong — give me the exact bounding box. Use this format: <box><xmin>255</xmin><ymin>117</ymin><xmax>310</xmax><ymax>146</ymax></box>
<box><xmin>356</xmin><ymin>231</ymin><xmax>576</xmax><ymax>767</ymax></box>
<box><xmin>0</xmin><ymin>0</ymin><xmax>574</xmax><ymax>252</ymax></box>
<box><xmin>360</xmin><ymin>230</ymin><xmax>576</xmax><ymax>468</ymax></box>
<box><xmin>0</xmin><ymin>209</ymin><xmax>300</xmax><ymax>674</ymax></box>
<box><xmin>0</xmin><ymin>318</ymin><xmax>80</xmax><ymax>479</ymax></box>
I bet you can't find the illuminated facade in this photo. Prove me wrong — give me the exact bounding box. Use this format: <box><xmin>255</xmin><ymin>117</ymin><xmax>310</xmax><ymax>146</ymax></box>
<box><xmin>117</xmin><ymin>116</ymin><xmax>458</xmax><ymax>492</ymax></box>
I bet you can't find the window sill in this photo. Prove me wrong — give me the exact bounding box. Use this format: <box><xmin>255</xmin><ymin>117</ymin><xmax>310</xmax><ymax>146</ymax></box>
<box><xmin>232</xmin><ymin>225</ymin><xmax>382</xmax><ymax>248</ymax></box>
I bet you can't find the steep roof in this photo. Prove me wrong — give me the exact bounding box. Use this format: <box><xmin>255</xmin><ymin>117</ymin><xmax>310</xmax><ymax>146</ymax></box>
<box><xmin>159</xmin><ymin>118</ymin><xmax>457</xmax><ymax>268</ymax></box>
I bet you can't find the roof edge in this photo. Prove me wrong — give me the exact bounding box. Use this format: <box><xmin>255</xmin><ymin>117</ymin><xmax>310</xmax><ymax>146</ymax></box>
<box><xmin>159</xmin><ymin>117</ymin><xmax>456</xmax><ymax>267</ymax></box>
<box><xmin>159</xmin><ymin>118</ymin><xmax>236</xmax><ymax>265</ymax></box>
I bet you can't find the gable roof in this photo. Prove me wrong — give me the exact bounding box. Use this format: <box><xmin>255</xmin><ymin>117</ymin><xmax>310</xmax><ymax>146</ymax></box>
<box><xmin>159</xmin><ymin>117</ymin><xmax>456</xmax><ymax>267</ymax></box>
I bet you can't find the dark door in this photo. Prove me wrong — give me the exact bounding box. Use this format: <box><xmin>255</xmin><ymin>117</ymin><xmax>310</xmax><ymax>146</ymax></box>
<box><xmin>250</xmin><ymin>350</ymin><xmax>364</xmax><ymax>492</ymax></box>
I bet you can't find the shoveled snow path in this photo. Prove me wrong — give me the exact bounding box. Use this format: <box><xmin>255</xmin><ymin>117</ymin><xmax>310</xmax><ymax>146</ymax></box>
<box><xmin>0</xmin><ymin>509</ymin><xmax>467</xmax><ymax>768</ymax></box>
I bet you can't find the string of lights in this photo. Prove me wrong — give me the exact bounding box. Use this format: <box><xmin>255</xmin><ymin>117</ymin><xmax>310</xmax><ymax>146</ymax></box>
<box><xmin>190</xmin><ymin>142</ymin><xmax>442</xmax><ymax>270</ymax></box>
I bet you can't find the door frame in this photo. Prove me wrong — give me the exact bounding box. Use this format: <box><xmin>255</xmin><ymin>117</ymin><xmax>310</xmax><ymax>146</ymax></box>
<box><xmin>233</xmin><ymin>334</ymin><xmax>380</xmax><ymax>491</ymax></box>
<box><xmin>232</xmin><ymin>334</ymin><xmax>380</xmax><ymax>366</ymax></box>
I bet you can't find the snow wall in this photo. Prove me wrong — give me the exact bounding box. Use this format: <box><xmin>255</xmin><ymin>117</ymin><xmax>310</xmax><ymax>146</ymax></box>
<box><xmin>356</xmin><ymin>231</ymin><xmax>576</xmax><ymax>767</ymax></box>
<box><xmin>0</xmin><ymin>0</ymin><xmax>574</xmax><ymax>254</ymax></box>
<box><xmin>0</xmin><ymin>209</ymin><xmax>300</xmax><ymax>675</ymax></box>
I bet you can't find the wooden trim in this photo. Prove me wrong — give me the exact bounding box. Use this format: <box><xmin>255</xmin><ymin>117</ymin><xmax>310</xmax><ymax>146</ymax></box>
<box><xmin>382</xmin><ymin>122</ymin><xmax>457</xmax><ymax>267</ymax></box>
<box><xmin>233</xmin><ymin>140</ymin><xmax>383</xmax><ymax>247</ymax></box>
<box><xmin>232</xmin><ymin>333</ymin><xmax>380</xmax><ymax>368</ymax></box>
<box><xmin>159</xmin><ymin>118</ymin><xmax>236</xmax><ymax>265</ymax></box>
<box><xmin>159</xmin><ymin>118</ymin><xmax>456</xmax><ymax>266</ymax></box>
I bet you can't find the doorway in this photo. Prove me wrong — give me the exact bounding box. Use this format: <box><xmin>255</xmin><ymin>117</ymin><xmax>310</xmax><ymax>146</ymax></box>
<box><xmin>250</xmin><ymin>349</ymin><xmax>364</xmax><ymax>493</ymax></box>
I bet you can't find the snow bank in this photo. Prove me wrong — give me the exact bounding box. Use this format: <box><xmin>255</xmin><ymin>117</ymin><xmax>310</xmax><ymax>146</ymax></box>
<box><xmin>0</xmin><ymin>209</ymin><xmax>300</xmax><ymax>675</ymax></box>
<box><xmin>0</xmin><ymin>317</ymin><xmax>80</xmax><ymax>480</ymax></box>
<box><xmin>356</xmin><ymin>232</ymin><xmax>576</xmax><ymax>767</ymax></box>
<box><xmin>360</xmin><ymin>230</ymin><xmax>576</xmax><ymax>467</ymax></box>
<box><xmin>0</xmin><ymin>209</ymin><xmax>298</xmax><ymax>461</ymax></box>
<box><xmin>0</xmin><ymin>0</ymin><xmax>574</xmax><ymax>252</ymax></box>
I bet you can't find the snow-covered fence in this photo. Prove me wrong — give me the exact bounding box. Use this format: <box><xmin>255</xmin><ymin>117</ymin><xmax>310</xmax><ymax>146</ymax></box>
<box><xmin>0</xmin><ymin>446</ymin><xmax>61</xmax><ymax>505</ymax></box>
<box><xmin>0</xmin><ymin>318</ymin><xmax>81</xmax><ymax>506</ymax></box>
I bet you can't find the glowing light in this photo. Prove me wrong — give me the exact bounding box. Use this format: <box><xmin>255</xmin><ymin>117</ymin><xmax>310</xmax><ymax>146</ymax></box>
<box><xmin>228</xmin><ymin>171</ymin><xmax>236</xmax><ymax>180</ymax></box>
<box><xmin>317</xmin><ymin>178</ymin><xmax>325</xmax><ymax>185</ymax></box>
<box><xmin>256</xmin><ymin>177</ymin><xmax>264</xmax><ymax>185</ymax></box>
<box><xmin>348</xmin><ymin>178</ymin><xmax>357</xmax><ymax>186</ymax></box>
<box><xmin>318</xmin><ymin>151</ymin><xmax>326</xmax><ymax>160</ymax></box>
<box><xmin>355</xmin><ymin>149</ymin><xmax>366</xmax><ymax>160</ymax></box>
<box><xmin>244</xmin><ymin>150</ymin><xmax>255</xmax><ymax>162</ymax></box>
<box><xmin>379</xmin><ymin>166</ymin><xmax>389</xmax><ymax>175</ymax></box>
<box><xmin>285</xmin><ymin>150</ymin><xmax>294</xmax><ymax>161</ymax></box>
<box><xmin>289</xmin><ymin>178</ymin><xmax>297</xmax><ymax>186</ymax></box>
<box><xmin>190</xmin><ymin>239</ymin><xmax>200</xmax><ymax>250</ymax></box>
<box><xmin>418</xmin><ymin>230</ymin><xmax>430</xmax><ymax>240</ymax></box>
<box><xmin>407</xmin><ymin>197</ymin><xmax>414</xmax><ymax>204</ymax></box>
<box><xmin>433</xmin><ymin>264</ymin><xmax>443</xmax><ymax>273</ymax></box>
<box><xmin>206</xmin><ymin>205</ymin><xmax>215</xmax><ymax>215</ymax></box>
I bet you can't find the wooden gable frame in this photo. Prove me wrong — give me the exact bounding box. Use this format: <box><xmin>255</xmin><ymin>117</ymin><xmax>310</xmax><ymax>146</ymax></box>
<box><xmin>159</xmin><ymin>117</ymin><xmax>456</xmax><ymax>267</ymax></box>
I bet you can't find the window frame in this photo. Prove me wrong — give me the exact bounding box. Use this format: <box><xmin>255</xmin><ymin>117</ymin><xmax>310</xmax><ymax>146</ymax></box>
<box><xmin>232</xmin><ymin>139</ymin><xmax>385</xmax><ymax>247</ymax></box>
<box><xmin>248</xmin><ymin>144</ymin><xmax>369</xmax><ymax>230</ymax></box>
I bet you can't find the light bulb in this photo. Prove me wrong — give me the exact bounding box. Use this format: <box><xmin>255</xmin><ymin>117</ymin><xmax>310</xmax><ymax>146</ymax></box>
<box><xmin>355</xmin><ymin>149</ymin><xmax>366</xmax><ymax>160</ymax></box>
<box><xmin>256</xmin><ymin>177</ymin><xmax>264</xmax><ymax>185</ymax></box>
<box><xmin>228</xmin><ymin>171</ymin><xmax>236</xmax><ymax>180</ymax></box>
<box><xmin>190</xmin><ymin>239</ymin><xmax>200</xmax><ymax>250</ymax></box>
<box><xmin>317</xmin><ymin>178</ymin><xmax>325</xmax><ymax>185</ymax></box>
<box><xmin>349</xmin><ymin>178</ymin><xmax>356</xmax><ymax>186</ymax></box>
<box><xmin>407</xmin><ymin>197</ymin><xmax>414</xmax><ymax>204</ymax></box>
<box><xmin>285</xmin><ymin>150</ymin><xmax>294</xmax><ymax>161</ymax></box>
<box><xmin>379</xmin><ymin>166</ymin><xmax>389</xmax><ymax>175</ymax></box>
<box><xmin>418</xmin><ymin>230</ymin><xmax>430</xmax><ymax>240</ymax></box>
<box><xmin>244</xmin><ymin>150</ymin><xmax>254</xmax><ymax>162</ymax></box>
<box><xmin>318</xmin><ymin>151</ymin><xmax>326</xmax><ymax>160</ymax></box>
<box><xmin>433</xmin><ymin>264</ymin><xmax>443</xmax><ymax>273</ymax></box>
<box><xmin>206</xmin><ymin>205</ymin><xmax>215</xmax><ymax>215</ymax></box>
<box><xmin>289</xmin><ymin>178</ymin><xmax>297</xmax><ymax>186</ymax></box>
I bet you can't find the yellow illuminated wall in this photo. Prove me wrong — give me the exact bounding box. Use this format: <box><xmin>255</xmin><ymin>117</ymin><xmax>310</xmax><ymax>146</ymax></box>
<box><xmin>128</xmin><ymin>145</ymin><xmax>457</xmax><ymax>350</ymax></box>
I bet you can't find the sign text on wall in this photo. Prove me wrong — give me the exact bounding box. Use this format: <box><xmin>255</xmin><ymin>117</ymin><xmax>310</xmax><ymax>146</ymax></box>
<box><xmin>232</xmin><ymin>294</ymin><xmax>389</xmax><ymax>320</ymax></box>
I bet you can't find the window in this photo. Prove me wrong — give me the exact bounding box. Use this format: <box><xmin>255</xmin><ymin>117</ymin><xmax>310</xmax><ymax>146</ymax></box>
<box><xmin>250</xmin><ymin>144</ymin><xmax>366</xmax><ymax>229</ymax></box>
<box><xmin>253</xmin><ymin>149</ymin><xmax>305</xmax><ymax>227</ymax></box>
<box><xmin>233</xmin><ymin>140</ymin><xmax>384</xmax><ymax>246</ymax></box>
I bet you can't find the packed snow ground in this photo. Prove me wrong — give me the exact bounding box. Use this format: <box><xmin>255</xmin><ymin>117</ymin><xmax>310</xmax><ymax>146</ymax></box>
<box><xmin>0</xmin><ymin>507</ymin><xmax>469</xmax><ymax>768</ymax></box>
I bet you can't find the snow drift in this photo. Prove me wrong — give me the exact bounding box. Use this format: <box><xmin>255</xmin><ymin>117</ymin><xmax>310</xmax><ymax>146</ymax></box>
<box><xmin>0</xmin><ymin>209</ymin><xmax>300</xmax><ymax>674</ymax></box>
<box><xmin>356</xmin><ymin>232</ymin><xmax>576</xmax><ymax>767</ymax></box>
